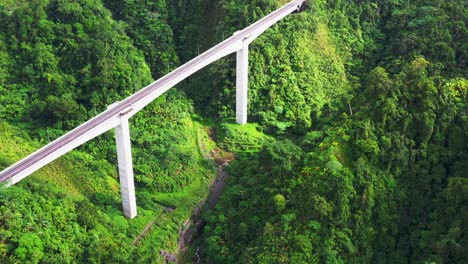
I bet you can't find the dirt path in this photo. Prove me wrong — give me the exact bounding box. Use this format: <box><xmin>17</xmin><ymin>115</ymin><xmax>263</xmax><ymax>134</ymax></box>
<box><xmin>177</xmin><ymin>164</ymin><xmax>231</xmax><ymax>253</ymax></box>
<box><xmin>133</xmin><ymin>206</ymin><xmax>175</xmax><ymax>245</ymax></box>
<box><xmin>176</xmin><ymin>128</ymin><xmax>233</xmax><ymax>257</ymax></box>
<box><xmin>134</xmin><ymin>127</ymin><xmax>230</xmax><ymax>263</ymax></box>
<box><xmin>132</xmin><ymin>219</ymin><xmax>157</xmax><ymax>245</ymax></box>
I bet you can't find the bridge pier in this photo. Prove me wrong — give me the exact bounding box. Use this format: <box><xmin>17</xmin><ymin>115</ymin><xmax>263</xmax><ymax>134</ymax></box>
<box><xmin>111</xmin><ymin>104</ymin><xmax>137</xmax><ymax>219</ymax></box>
<box><xmin>0</xmin><ymin>1</ymin><xmax>308</xmax><ymax>220</ymax></box>
<box><xmin>236</xmin><ymin>40</ymin><xmax>249</xmax><ymax>125</ymax></box>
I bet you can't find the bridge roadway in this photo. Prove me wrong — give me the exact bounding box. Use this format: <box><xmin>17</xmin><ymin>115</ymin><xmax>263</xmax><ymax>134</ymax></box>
<box><xmin>0</xmin><ymin>0</ymin><xmax>306</xmax><ymax>185</ymax></box>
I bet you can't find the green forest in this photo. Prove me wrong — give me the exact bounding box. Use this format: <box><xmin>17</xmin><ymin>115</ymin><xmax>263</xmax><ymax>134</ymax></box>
<box><xmin>0</xmin><ymin>0</ymin><xmax>466</xmax><ymax>263</ymax></box>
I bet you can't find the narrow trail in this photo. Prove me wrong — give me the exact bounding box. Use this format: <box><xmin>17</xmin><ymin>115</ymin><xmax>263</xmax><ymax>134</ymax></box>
<box><xmin>132</xmin><ymin>219</ymin><xmax>157</xmax><ymax>245</ymax></box>
<box><xmin>177</xmin><ymin>167</ymin><xmax>229</xmax><ymax>253</ymax></box>
<box><xmin>155</xmin><ymin>127</ymin><xmax>233</xmax><ymax>263</ymax></box>
<box><xmin>132</xmin><ymin>206</ymin><xmax>174</xmax><ymax>245</ymax></box>
<box><xmin>176</xmin><ymin>127</ymin><xmax>234</xmax><ymax>258</ymax></box>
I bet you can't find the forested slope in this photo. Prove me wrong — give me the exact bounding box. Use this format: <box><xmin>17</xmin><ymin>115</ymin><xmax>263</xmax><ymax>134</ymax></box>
<box><xmin>0</xmin><ymin>0</ymin><xmax>213</xmax><ymax>262</ymax></box>
<box><xmin>168</xmin><ymin>0</ymin><xmax>467</xmax><ymax>263</ymax></box>
<box><xmin>0</xmin><ymin>0</ymin><xmax>466</xmax><ymax>263</ymax></box>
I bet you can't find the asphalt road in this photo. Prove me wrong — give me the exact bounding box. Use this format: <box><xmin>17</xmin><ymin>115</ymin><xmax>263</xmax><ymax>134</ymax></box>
<box><xmin>0</xmin><ymin>0</ymin><xmax>306</xmax><ymax>183</ymax></box>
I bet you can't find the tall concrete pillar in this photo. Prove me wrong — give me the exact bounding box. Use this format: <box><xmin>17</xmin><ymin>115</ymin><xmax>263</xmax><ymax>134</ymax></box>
<box><xmin>114</xmin><ymin>111</ymin><xmax>137</xmax><ymax>218</ymax></box>
<box><xmin>236</xmin><ymin>40</ymin><xmax>249</xmax><ymax>124</ymax></box>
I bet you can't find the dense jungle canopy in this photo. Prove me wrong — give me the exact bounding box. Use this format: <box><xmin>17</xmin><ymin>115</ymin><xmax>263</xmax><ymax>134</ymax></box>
<box><xmin>0</xmin><ymin>0</ymin><xmax>466</xmax><ymax>263</ymax></box>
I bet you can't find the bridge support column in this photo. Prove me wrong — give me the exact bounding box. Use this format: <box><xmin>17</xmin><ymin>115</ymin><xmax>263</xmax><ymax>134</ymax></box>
<box><xmin>236</xmin><ymin>40</ymin><xmax>249</xmax><ymax>125</ymax></box>
<box><xmin>114</xmin><ymin>112</ymin><xmax>137</xmax><ymax>219</ymax></box>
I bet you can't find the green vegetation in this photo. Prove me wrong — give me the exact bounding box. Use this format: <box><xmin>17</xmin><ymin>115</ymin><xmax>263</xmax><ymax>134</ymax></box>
<box><xmin>0</xmin><ymin>0</ymin><xmax>467</xmax><ymax>263</ymax></box>
<box><xmin>217</xmin><ymin>120</ymin><xmax>270</xmax><ymax>155</ymax></box>
<box><xmin>0</xmin><ymin>0</ymin><xmax>213</xmax><ymax>262</ymax></box>
<box><xmin>175</xmin><ymin>0</ymin><xmax>467</xmax><ymax>263</ymax></box>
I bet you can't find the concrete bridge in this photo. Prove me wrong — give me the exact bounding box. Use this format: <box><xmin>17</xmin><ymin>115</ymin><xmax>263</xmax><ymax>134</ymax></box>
<box><xmin>0</xmin><ymin>0</ymin><xmax>308</xmax><ymax>218</ymax></box>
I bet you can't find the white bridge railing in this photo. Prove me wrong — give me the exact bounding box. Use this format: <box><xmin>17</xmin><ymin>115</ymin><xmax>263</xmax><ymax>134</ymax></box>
<box><xmin>0</xmin><ymin>0</ymin><xmax>307</xmax><ymax>218</ymax></box>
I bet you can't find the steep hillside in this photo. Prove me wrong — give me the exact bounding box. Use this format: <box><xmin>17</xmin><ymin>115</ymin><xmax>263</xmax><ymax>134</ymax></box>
<box><xmin>0</xmin><ymin>0</ymin><xmax>215</xmax><ymax>263</ymax></box>
<box><xmin>0</xmin><ymin>0</ymin><xmax>466</xmax><ymax>263</ymax></box>
<box><xmin>169</xmin><ymin>0</ymin><xmax>467</xmax><ymax>263</ymax></box>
